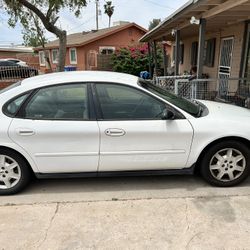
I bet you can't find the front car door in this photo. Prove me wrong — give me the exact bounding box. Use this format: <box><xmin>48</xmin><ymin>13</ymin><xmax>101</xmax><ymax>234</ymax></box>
<box><xmin>8</xmin><ymin>83</ymin><xmax>99</xmax><ymax>173</ymax></box>
<box><xmin>94</xmin><ymin>83</ymin><xmax>194</xmax><ymax>172</ymax></box>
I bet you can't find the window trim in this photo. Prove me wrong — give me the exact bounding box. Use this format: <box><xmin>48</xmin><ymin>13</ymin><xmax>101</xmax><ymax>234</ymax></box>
<box><xmin>69</xmin><ymin>48</ymin><xmax>77</xmax><ymax>64</ymax></box>
<box><xmin>14</xmin><ymin>82</ymin><xmax>95</xmax><ymax>121</ymax></box>
<box><xmin>99</xmin><ymin>46</ymin><xmax>116</xmax><ymax>55</ymax></box>
<box><xmin>52</xmin><ymin>49</ymin><xmax>59</xmax><ymax>64</ymax></box>
<box><xmin>92</xmin><ymin>82</ymin><xmax>184</xmax><ymax>121</ymax></box>
<box><xmin>39</xmin><ymin>51</ymin><xmax>46</xmax><ymax>66</ymax></box>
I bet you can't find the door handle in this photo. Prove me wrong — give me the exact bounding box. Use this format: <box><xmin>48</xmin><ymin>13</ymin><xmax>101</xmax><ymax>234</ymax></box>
<box><xmin>16</xmin><ymin>128</ymin><xmax>35</xmax><ymax>136</ymax></box>
<box><xmin>105</xmin><ymin>128</ymin><xmax>126</xmax><ymax>137</ymax></box>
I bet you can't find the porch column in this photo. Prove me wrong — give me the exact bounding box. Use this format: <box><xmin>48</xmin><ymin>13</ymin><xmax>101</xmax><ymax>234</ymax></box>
<box><xmin>153</xmin><ymin>40</ymin><xmax>158</xmax><ymax>76</ymax></box>
<box><xmin>175</xmin><ymin>30</ymin><xmax>180</xmax><ymax>75</ymax></box>
<box><xmin>148</xmin><ymin>42</ymin><xmax>153</xmax><ymax>77</ymax></box>
<box><xmin>162</xmin><ymin>37</ymin><xmax>168</xmax><ymax>76</ymax></box>
<box><xmin>197</xmin><ymin>18</ymin><xmax>207</xmax><ymax>78</ymax></box>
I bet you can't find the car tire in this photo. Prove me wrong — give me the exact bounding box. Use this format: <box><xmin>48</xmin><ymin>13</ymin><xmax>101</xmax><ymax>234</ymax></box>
<box><xmin>200</xmin><ymin>140</ymin><xmax>250</xmax><ymax>187</ymax></box>
<box><xmin>0</xmin><ymin>149</ymin><xmax>31</xmax><ymax>195</ymax></box>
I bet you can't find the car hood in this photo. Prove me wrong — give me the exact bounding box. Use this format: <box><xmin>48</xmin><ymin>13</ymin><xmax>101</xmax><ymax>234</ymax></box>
<box><xmin>198</xmin><ymin>100</ymin><xmax>250</xmax><ymax>118</ymax></box>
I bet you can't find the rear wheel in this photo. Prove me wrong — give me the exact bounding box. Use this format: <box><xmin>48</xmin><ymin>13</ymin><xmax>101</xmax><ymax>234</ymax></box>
<box><xmin>200</xmin><ymin>141</ymin><xmax>250</xmax><ymax>187</ymax></box>
<box><xmin>0</xmin><ymin>150</ymin><xmax>31</xmax><ymax>195</ymax></box>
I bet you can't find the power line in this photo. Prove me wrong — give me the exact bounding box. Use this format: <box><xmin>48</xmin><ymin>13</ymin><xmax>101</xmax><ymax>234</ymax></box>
<box><xmin>143</xmin><ymin>0</ymin><xmax>175</xmax><ymax>10</ymax></box>
<box><xmin>67</xmin><ymin>15</ymin><xmax>96</xmax><ymax>32</ymax></box>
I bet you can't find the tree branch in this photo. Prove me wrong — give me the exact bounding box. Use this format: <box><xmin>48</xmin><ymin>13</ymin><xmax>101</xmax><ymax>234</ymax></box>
<box><xmin>16</xmin><ymin>0</ymin><xmax>63</xmax><ymax>37</ymax></box>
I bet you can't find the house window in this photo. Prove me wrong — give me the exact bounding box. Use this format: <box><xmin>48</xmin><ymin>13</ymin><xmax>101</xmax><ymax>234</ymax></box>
<box><xmin>205</xmin><ymin>38</ymin><xmax>216</xmax><ymax>67</ymax></box>
<box><xmin>191</xmin><ymin>42</ymin><xmax>198</xmax><ymax>66</ymax></box>
<box><xmin>52</xmin><ymin>49</ymin><xmax>59</xmax><ymax>64</ymax></box>
<box><xmin>39</xmin><ymin>51</ymin><xmax>46</xmax><ymax>66</ymax></box>
<box><xmin>69</xmin><ymin>48</ymin><xmax>77</xmax><ymax>64</ymax></box>
<box><xmin>191</xmin><ymin>39</ymin><xmax>216</xmax><ymax>67</ymax></box>
<box><xmin>100</xmin><ymin>47</ymin><xmax>115</xmax><ymax>55</ymax></box>
<box><xmin>172</xmin><ymin>44</ymin><xmax>184</xmax><ymax>64</ymax></box>
<box><xmin>180</xmin><ymin>44</ymin><xmax>184</xmax><ymax>64</ymax></box>
<box><xmin>172</xmin><ymin>45</ymin><xmax>176</xmax><ymax>63</ymax></box>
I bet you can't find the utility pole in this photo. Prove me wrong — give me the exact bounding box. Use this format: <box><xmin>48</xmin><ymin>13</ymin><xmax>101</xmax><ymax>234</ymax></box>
<box><xmin>96</xmin><ymin>0</ymin><xmax>99</xmax><ymax>30</ymax></box>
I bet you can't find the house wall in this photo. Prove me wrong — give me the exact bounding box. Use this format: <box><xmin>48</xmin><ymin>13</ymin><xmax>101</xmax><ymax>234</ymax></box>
<box><xmin>178</xmin><ymin>22</ymin><xmax>245</xmax><ymax>80</ymax></box>
<box><xmin>0</xmin><ymin>51</ymin><xmax>18</xmax><ymax>58</ymax></box>
<box><xmin>0</xmin><ymin>52</ymin><xmax>38</xmax><ymax>68</ymax></box>
<box><xmin>41</xmin><ymin>26</ymin><xmax>145</xmax><ymax>72</ymax></box>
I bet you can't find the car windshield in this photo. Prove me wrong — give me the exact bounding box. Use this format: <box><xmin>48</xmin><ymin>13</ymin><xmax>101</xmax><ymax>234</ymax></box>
<box><xmin>0</xmin><ymin>81</ymin><xmax>22</xmax><ymax>95</ymax></box>
<box><xmin>139</xmin><ymin>80</ymin><xmax>200</xmax><ymax>117</ymax></box>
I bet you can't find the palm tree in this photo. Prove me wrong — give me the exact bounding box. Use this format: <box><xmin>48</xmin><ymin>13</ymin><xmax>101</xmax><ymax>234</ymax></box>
<box><xmin>104</xmin><ymin>1</ymin><xmax>114</xmax><ymax>28</ymax></box>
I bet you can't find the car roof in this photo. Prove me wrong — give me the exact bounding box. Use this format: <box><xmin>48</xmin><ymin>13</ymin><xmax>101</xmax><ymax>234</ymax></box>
<box><xmin>21</xmin><ymin>71</ymin><xmax>139</xmax><ymax>89</ymax></box>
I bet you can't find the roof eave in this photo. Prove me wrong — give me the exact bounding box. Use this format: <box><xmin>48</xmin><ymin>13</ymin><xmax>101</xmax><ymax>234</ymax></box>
<box><xmin>140</xmin><ymin>0</ymin><xmax>202</xmax><ymax>42</ymax></box>
<box><xmin>36</xmin><ymin>23</ymin><xmax>147</xmax><ymax>51</ymax></box>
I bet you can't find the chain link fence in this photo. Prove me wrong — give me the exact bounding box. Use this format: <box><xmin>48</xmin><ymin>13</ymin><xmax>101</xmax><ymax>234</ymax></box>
<box><xmin>155</xmin><ymin>76</ymin><xmax>250</xmax><ymax>108</ymax></box>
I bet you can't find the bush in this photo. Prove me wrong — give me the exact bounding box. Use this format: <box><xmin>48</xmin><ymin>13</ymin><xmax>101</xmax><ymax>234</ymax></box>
<box><xmin>111</xmin><ymin>44</ymin><xmax>151</xmax><ymax>76</ymax></box>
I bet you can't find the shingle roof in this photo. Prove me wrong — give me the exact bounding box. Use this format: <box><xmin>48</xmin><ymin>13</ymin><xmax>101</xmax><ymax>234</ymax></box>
<box><xmin>39</xmin><ymin>23</ymin><xmax>147</xmax><ymax>49</ymax></box>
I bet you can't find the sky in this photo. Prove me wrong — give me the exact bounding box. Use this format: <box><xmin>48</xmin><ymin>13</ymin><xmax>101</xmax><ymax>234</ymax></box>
<box><xmin>0</xmin><ymin>0</ymin><xmax>189</xmax><ymax>45</ymax></box>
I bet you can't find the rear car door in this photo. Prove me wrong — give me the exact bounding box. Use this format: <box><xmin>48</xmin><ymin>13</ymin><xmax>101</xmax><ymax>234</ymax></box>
<box><xmin>94</xmin><ymin>83</ymin><xmax>194</xmax><ymax>172</ymax></box>
<box><xmin>8</xmin><ymin>83</ymin><xmax>100</xmax><ymax>173</ymax></box>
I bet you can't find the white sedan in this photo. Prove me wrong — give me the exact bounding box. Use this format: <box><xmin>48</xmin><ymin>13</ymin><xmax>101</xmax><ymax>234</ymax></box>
<box><xmin>0</xmin><ymin>71</ymin><xmax>249</xmax><ymax>194</ymax></box>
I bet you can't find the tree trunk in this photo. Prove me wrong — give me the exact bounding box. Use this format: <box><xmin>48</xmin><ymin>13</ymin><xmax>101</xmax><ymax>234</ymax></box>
<box><xmin>109</xmin><ymin>17</ymin><xmax>111</xmax><ymax>28</ymax></box>
<box><xmin>57</xmin><ymin>31</ymin><xmax>67</xmax><ymax>72</ymax></box>
<box><xmin>44</xmin><ymin>50</ymin><xmax>52</xmax><ymax>71</ymax></box>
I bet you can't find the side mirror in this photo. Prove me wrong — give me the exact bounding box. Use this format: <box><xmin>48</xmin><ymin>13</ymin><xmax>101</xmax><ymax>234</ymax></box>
<box><xmin>161</xmin><ymin>109</ymin><xmax>175</xmax><ymax>120</ymax></box>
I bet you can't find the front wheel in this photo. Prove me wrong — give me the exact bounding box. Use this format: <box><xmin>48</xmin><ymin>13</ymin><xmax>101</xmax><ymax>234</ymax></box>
<box><xmin>200</xmin><ymin>141</ymin><xmax>250</xmax><ymax>187</ymax></box>
<box><xmin>0</xmin><ymin>150</ymin><xmax>31</xmax><ymax>195</ymax></box>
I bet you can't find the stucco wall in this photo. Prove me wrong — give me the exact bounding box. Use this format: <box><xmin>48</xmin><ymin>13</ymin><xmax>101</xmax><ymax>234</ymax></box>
<box><xmin>43</xmin><ymin>26</ymin><xmax>145</xmax><ymax>71</ymax></box>
<box><xmin>178</xmin><ymin>22</ymin><xmax>245</xmax><ymax>80</ymax></box>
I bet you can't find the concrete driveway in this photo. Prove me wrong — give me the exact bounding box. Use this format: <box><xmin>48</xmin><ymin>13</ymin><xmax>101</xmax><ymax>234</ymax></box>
<box><xmin>1</xmin><ymin>175</ymin><xmax>250</xmax><ymax>250</ymax></box>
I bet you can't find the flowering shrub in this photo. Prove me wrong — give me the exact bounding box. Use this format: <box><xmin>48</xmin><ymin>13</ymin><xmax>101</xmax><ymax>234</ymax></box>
<box><xmin>112</xmin><ymin>44</ymin><xmax>154</xmax><ymax>76</ymax></box>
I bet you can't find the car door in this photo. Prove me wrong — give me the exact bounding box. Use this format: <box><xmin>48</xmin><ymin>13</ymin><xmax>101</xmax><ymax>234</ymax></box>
<box><xmin>8</xmin><ymin>83</ymin><xmax>100</xmax><ymax>173</ymax></box>
<box><xmin>94</xmin><ymin>83</ymin><xmax>194</xmax><ymax>172</ymax></box>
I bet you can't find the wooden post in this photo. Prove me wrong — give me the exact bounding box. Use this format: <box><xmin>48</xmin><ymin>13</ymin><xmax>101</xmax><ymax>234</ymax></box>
<box><xmin>148</xmin><ymin>42</ymin><xmax>153</xmax><ymax>77</ymax></box>
<box><xmin>162</xmin><ymin>37</ymin><xmax>168</xmax><ymax>76</ymax></box>
<box><xmin>197</xmin><ymin>18</ymin><xmax>206</xmax><ymax>78</ymax></box>
<box><xmin>175</xmin><ymin>30</ymin><xmax>180</xmax><ymax>75</ymax></box>
<box><xmin>153</xmin><ymin>40</ymin><xmax>158</xmax><ymax>76</ymax></box>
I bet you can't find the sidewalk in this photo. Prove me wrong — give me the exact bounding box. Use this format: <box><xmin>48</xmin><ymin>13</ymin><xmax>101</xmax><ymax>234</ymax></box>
<box><xmin>1</xmin><ymin>176</ymin><xmax>250</xmax><ymax>250</ymax></box>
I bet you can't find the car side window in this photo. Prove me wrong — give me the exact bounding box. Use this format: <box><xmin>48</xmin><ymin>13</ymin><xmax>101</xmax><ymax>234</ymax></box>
<box><xmin>23</xmin><ymin>84</ymin><xmax>89</xmax><ymax>120</ymax></box>
<box><xmin>95</xmin><ymin>83</ymin><xmax>166</xmax><ymax>120</ymax></box>
<box><xmin>4</xmin><ymin>93</ymin><xmax>30</xmax><ymax>117</ymax></box>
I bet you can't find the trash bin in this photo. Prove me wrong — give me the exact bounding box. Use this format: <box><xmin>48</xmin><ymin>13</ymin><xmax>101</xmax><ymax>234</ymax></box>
<box><xmin>140</xmin><ymin>71</ymin><xmax>150</xmax><ymax>79</ymax></box>
<box><xmin>64</xmin><ymin>66</ymin><xmax>77</xmax><ymax>71</ymax></box>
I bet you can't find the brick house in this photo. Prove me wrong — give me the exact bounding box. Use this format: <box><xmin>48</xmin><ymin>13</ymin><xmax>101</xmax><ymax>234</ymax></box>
<box><xmin>140</xmin><ymin>0</ymin><xmax>250</xmax><ymax>96</ymax></box>
<box><xmin>36</xmin><ymin>22</ymin><xmax>147</xmax><ymax>72</ymax></box>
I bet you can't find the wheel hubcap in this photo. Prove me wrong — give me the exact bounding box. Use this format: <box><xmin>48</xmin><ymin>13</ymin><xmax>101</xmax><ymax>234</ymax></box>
<box><xmin>209</xmin><ymin>148</ymin><xmax>246</xmax><ymax>182</ymax></box>
<box><xmin>0</xmin><ymin>155</ymin><xmax>21</xmax><ymax>189</ymax></box>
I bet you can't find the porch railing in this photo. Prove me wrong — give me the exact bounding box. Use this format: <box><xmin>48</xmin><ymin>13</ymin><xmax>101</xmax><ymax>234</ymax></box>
<box><xmin>154</xmin><ymin>76</ymin><xmax>250</xmax><ymax>108</ymax></box>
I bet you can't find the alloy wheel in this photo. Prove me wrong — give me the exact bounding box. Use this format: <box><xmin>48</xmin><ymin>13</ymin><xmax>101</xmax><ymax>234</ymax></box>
<box><xmin>0</xmin><ymin>155</ymin><xmax>21</xmax><ymax>189</ymax></box>
<box><xmin>209</xmin><ymin>148</ymin><xmax>246</xmax><ymax>182</ymax></box>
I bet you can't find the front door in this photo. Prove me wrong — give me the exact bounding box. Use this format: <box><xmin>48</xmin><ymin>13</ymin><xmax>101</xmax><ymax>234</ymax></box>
<box><xmin>94</xmin><ymin>83</ymin><xmax>194</xmax><ymax>172</ymax></box>
<box><xmin>218</xmin><ymin>37</ymin><xmax>234</xmax><ymax>96</ymax></box>
<box><xmin>8</xmin><ymin>83</ymin><xmax>100</xmax><ymax>173</ymax></box>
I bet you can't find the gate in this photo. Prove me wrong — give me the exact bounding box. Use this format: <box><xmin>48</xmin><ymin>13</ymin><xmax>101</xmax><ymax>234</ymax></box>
<box><xmin>218</xmin><ymin>37</ymin><xmax>234</xmax><ymax>96</ymax></box>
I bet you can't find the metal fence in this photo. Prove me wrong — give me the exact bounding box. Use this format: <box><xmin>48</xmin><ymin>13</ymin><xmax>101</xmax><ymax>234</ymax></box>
<box><xmin>0</xmin><ymin>66</ymin><xmax>39</xmax><ymax>81</ymax></box>
<box><xmin>155</xmin><ymin>76</ymin><xmax>250</xmax><ymax>108</ymax></box>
